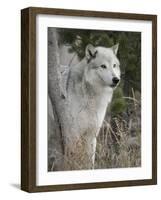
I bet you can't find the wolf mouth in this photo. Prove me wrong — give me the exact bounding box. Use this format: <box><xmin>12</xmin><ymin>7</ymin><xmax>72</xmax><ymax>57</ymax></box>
<box><xmin>110</xmin><ymin>83</ymin><xmax>118</xmax><ymax>88</ymax></box>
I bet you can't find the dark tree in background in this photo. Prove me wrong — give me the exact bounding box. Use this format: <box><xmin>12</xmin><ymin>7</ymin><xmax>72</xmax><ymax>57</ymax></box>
<box><xmin>57</xmin><ymin>28</ymin><xmax>141</xmax><ymax>117</ymax></box>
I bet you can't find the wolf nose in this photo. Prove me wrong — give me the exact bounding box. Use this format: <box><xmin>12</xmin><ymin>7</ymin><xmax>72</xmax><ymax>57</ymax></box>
<box><xmin>112</xmin><ymin>77</ymin><xmax>120</xmax><ymax>84</ymax></box>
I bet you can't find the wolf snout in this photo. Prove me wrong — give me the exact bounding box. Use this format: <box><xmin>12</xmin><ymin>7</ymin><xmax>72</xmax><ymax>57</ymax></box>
<box><xmin>112</xmin><ymin>77</ymin><xmax>120</xmax><ymax>85</ymax></box>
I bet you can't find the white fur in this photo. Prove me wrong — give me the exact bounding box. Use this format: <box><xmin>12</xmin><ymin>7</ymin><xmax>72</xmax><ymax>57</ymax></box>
<box><xmin>62</xmin><ymin>44</ymin><xmax>120</xmax><ymax>168</ymax></box>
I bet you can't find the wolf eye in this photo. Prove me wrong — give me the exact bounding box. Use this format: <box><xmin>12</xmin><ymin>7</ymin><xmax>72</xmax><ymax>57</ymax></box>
<box><xmin>113</xmin><ymin>64</ymin><xmax>117</xmax><ymax>68</ymax></box>
<box><xmin>100</xmin><ymin>64</ymin><xmax>107</xmax><ymax>69</ymax></box>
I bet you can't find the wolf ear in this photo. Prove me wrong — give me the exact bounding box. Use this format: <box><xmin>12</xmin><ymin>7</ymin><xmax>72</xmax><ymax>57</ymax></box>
<box><xmin>111</xmin><ymin>43</ymin><xmax>119</xmax><ymax>55</ymax></box>
<box><xmin>85</xmin><ymin>44</ymin><xmax>97</xmax><ymax>62</ymax></box>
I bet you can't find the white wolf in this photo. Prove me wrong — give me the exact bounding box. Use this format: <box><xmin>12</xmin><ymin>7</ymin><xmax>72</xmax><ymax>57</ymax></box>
<box><xmin>49</xmin><ymin>43</ymin><xmax>121</xmax><ymax>170</ymax></box>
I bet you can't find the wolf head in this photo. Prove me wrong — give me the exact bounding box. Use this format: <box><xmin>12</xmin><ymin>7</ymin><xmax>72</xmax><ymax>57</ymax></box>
<box><xmin>84</xmin><ymin>44</ymin><xmax>121</xmax><ymax>89</ymax></box>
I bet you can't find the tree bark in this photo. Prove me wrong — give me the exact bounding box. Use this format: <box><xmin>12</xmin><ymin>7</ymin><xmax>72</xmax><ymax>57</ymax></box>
<box><xmin>48</xmin><ymin>28</ymin><xmax>65</xmax><ymax>170</ymax></box>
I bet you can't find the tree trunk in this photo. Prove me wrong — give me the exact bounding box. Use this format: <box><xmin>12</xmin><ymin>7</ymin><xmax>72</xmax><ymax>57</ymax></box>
<box><xmin>48</xmin><ymin>28</ymin><xmax>77</xmax><ymax>170</ymax></box>
<box><xmin>48</xmin><ymin>28</ymin><xmax>65</xmax><ymax>170</ymax></box>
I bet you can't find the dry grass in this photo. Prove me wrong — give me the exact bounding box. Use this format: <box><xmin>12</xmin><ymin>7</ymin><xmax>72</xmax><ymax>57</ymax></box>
<box><xmin>95</xmin><ymin>94</ymin><xmax>141</xmax><ymax>169</ymax></box>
